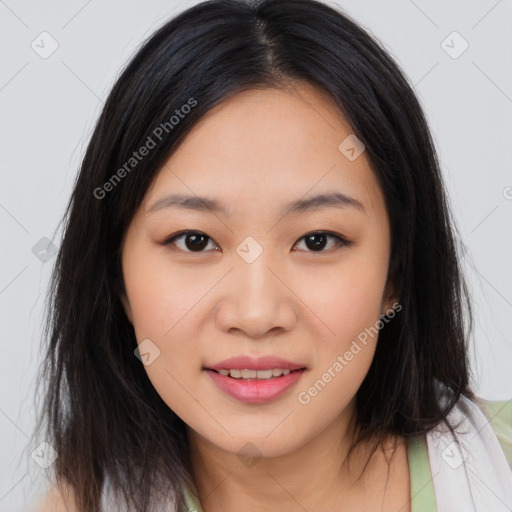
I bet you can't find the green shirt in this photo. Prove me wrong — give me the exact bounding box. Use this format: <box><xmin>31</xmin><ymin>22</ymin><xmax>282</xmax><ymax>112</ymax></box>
<box><xmin>182</xmin><ymin>399</ymin><xmax>512</xmax><ymax>512</ymax></box>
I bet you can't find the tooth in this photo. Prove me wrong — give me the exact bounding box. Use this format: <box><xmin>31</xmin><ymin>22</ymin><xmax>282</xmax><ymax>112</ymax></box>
<box><xmin>256</xmin><ymin>369</ymin><xmax>273</xmax><ymax>379</ymax></box>
<box><xmin>221</xmin><ymin>368</ymin><xmax>294</xmax><ymax>379</ymax></box>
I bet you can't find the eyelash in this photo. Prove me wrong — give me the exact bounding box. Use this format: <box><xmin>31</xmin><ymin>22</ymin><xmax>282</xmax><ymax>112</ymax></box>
<box><xmin>162</xmin><ymin>230</ymin><xmax>351</xmax><ymax>254</ymax></box>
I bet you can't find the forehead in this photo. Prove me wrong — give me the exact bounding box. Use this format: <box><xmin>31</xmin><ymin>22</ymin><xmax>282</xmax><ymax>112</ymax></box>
<box><xmin>141</xmin><ymin>83</ymin><xmax>385</xmax><ymax>221</ymax></box>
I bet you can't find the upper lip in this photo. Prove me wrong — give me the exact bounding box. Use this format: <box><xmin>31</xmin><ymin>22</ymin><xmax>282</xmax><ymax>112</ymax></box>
<box><xmin>205</xmin><ymin>356</ymin><xmax>306</xmax><ymax>371</ymax></box>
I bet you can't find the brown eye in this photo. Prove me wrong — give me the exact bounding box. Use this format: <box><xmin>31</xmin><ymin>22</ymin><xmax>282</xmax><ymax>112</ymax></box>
<box><xmin>293</xmin><ymin>232</ymin><xmax>349</xmax><ymax>252</ymax></box>
<box><xmin>163</xmin><ymin>230</ymin><xmax>349</xmax><ymax>254</ymax></box>
<box><xmin>164</xmin><ymin>231</ymin><xmax>219</xmax><ymax>252</ymax></box>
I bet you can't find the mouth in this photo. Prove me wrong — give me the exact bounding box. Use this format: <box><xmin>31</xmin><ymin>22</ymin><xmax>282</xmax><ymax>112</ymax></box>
<box><xmin>205</xmin><ymin>367</ymin><xmax>306</xmax><ymax>380</ymax></box>
<box><xmin>202</xmin><ymin>356</ymin><xmax>307</xmax><ymax>403</ymax></box>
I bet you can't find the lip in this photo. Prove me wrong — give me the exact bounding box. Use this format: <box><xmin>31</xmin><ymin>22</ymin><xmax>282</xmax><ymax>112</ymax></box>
<box><xmin>206</xmin><ymin>355</ymin><xmax>306</xmax><ymax>372</ymax></box>
<box><xmin>203</xmin><ymin>355</ymin><xmax>307</xmax><ymax>404</ymax></box>
<box><xmin>205</xmin><ymin>368</ymin><xmax>306</xmax><ymax>404</ymax></box>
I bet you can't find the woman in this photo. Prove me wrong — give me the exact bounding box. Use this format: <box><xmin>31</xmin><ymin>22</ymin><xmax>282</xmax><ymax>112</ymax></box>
<box><xmin>33</xmin><ymin>0</ymin><xmax>512</xmax><ymax>511</ymax></box>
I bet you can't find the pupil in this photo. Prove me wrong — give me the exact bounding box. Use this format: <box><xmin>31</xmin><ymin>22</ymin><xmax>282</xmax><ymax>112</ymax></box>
<box><xmin>186</xmin><ymin>233</ymin><xmax>208</xmax><ymax>251</ymax></box>
<box><xmin>184</xmin><ymin>233</ymin><xmax>328</xmax><ymax>252</ymax></box>
<box><xmin>305</xmin><ymin>233</ymin><xmax>327</xmax><ymax>251</ymax></box>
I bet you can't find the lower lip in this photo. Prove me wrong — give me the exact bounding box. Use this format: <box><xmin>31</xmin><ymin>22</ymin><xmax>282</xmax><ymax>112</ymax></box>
<box><xmin>205</xmin><ymin>369</ymin><xmax>306</xmax><ymax>404</ymax></box>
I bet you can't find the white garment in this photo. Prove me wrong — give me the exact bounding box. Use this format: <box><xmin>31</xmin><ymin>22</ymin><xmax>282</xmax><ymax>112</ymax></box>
<box><xmin>100</xmin><ymin>475</ymin><xmax>179</xmax><ymax>511</ymax></box>
<box><xmin>426</xmin><ymin>395</ymin><xmax>512</xmax><ymax>512</ymax></box>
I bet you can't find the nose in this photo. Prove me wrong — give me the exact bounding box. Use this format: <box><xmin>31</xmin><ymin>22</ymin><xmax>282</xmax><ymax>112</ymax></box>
<box><xmin>215</xmin><ymin>253</ymin><xmax>298</xmax><ymax>339</ymax></box>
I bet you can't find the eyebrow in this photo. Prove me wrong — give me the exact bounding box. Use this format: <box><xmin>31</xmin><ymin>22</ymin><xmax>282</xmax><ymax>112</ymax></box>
<box><xmin>146</xmin><ymin>191</ymin><xmax>365</xmax><ymax>216</ymax></box>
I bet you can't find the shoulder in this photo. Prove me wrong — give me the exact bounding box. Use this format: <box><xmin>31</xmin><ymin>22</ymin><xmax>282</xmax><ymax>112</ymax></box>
<box><xmin>30</xmin><ymin>476</ymin><xmax>182</xmax><ymax>512</ymax></box>
<box><xmin>30</xmin><ymin>483</ymin><xmax>78</xmax><ymax>512</ymax></box>
<box><xmin>473</xmin><ymin>396</ymin><xmax>512</xmax><ymax>468</ymax></box>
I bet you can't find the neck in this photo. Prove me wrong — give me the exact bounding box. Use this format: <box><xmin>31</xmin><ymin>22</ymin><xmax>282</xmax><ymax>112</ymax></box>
<box><xmin>186</xmin><ymin>399</ymin><xmax>382</xmax><ymax>512</ymax></box>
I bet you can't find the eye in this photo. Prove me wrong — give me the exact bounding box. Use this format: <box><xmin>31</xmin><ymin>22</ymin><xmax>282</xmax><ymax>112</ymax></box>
<box><xmin>293</xmin><ymin>231</ymin><xmax>350</xmax><ymax>253</ymax></box>
<box><xmin>163</xmin><ymin>230</ymin><xmax>350</xmax><ymax>254</ymax></box>
<box><xmin>163</xmin><ymin>231</ymin><xmax>219</xmax><ymax>253</ymax></box>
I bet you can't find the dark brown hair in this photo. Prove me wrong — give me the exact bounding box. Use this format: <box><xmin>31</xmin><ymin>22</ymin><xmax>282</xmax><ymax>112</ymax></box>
<box><xmin>34</xmin><ymin>0</ymin><xmax>474</xmax><ymax>510</ymax></box>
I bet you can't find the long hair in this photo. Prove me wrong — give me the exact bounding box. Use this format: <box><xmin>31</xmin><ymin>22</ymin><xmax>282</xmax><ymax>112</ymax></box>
<box><xmin>34</xmin><ymin>0</ymin><xmax>474</xmax><ymax>510</ymax></box>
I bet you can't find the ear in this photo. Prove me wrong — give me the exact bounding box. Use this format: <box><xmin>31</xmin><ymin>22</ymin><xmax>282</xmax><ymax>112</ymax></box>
<box><xmin>381</xmin><ymin>294</ymin><xmax>400</xmax><ymax>317</ymax></box>
<box><xmin>120</xmin><ymin>292</ymin><xmax>134</xmax><ymax>324</ymax></box>
<box><xmin>117</xmin><ymin>278</ymin><xmax>134</xmax><ymax>325</ymax></box>
<box><xmin>380</xmin><ymin>277</ymin><xmax>400</xmax><ymax>317</ymax></box>
<box><xmin>380</xmin><ymin>255</ymin><xmax>402</xmax><ymax>316</ymax></box>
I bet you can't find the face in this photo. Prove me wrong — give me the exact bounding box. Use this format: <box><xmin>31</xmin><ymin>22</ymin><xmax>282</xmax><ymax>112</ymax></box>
<box><xmin>120</xmin><ymin>82</ymin><xmax>396</xmax><ymax>459</ymax></box>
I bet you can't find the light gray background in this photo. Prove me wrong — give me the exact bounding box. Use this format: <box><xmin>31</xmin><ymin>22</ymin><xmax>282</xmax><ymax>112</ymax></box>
<box><xmin>1</xmin><ymin>0</ymin><xmax>511</xmax><ymax>510</ymax></box>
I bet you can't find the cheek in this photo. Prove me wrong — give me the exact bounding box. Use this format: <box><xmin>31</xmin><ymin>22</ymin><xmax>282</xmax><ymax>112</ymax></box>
<box><xmin>295</xmin><ymin>241</ymin><xmax>389</xmax><ymax>400</ymax></box>
<box><xmin>301</xmin><ymin>251</ymin><xmax>389</xmax><ymax>346</ymax></box>
<box><xmin>295</xmin><ymin>275</ymin><xmax>384</xmax><ymax>417</ymax></box>
<box><xmin>123</xmin><ymin>246</ymin><xmax>208</xmax><ymax>339</ymax></box>
<box><xmin>122</xmin><ymin>245</ymin><xmax>209</xmax><ymax>411</ymax></box>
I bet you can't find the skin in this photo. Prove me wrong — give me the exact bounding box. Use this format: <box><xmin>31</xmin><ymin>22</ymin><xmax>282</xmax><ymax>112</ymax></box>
<box><xmin>119</xmin><ymin>81</ymin><xmax>409</xmax><ymax>512</ymax></box>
